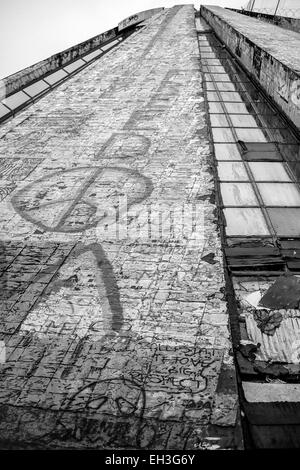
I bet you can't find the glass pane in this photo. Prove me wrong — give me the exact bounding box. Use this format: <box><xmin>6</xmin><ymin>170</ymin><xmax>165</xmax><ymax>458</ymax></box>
<box><xmin>23</xmin><ymin>80</ymin><xmax>49</xmax><ymax>97</ymax></box>
<box><xmin>209</xmin><ymin>102</ymin><xmax>224</xmax><ymax>113</ymax></box>
<box><xmin>2</xmin><ymin>91</ymin><xmax>29</xmax><ymax>109</ymax></box>
<box><xmin>267</xmin><ymin>208</ymin><xmax>300</xmax><ymax>237</ymax></box>
<box><xmin>212</xmin><ymin>128</ymin><xmax>235</xmax><ymax>142</ymax></box>
<box><xmin>224</xmin><ymin>102</ymin><xmax>251</xmax><ymax>114</ymax></box>
<box><xmin>220</xmin><ymin>92</ymin><xmax>243</xmax><ymax>102</ymax></box>
<box><xmin>249</xmin><ymin>162</ymin><xmax>292</xmax><ymax>182</ymax></box>
<box><xmin>206</xmin><ymin>82</ymin><xmax>217</xmax><ymax>91</ymax></box>
<box><xmin>84</xmin><ymin>49</ymin><xmax>102</xmax><ymax>61</ymax></box>
<box><xmin>0</xmin><ymin>103</ymin><xmax>10</xmax><ymax>118</ymax></box>
<box><xmin>230</xmin><ymin>114</ymin><xmax>258</xmax><ymax>128</ymax></box>
<box><xmin>202</xmin><ymin>59</ymin><xmax>222</xmax><ymax>66</ymax></box>
<box><xmin>207</xmin><ymin>92</ymin><xmax>220</xmax><ymax>101</ymax></box>
<box><xmin>44</xmin><ymin>69</ymin><xmax>68</xmax><ymax>85</ymax></box>
<box><xmin>218</xmin><ymin>162</ymin><xmax>249</xmax><ymax>181</ymax></box>
<box><xmin>214</xmin><ymin>143</ymin><xmax>242</xmax><ymax>161</ymax></box>
<box><xmin>224</xmin><ymin>208</ymin><xmax>270</xmax><ymax>236</ymax></box>
<box><xmin>209</xmin><ymin>73</ymin><xmax>231</xmax><ymax>82</ymax></box>
<box><xmin>221</xmin><ymin>183</ymin><xmax>258</xmax><ymax>206</ymax></box>
<box><xmin>257</xmin><ymin>183</ymin><xmax>300</xmax><ymax>206</ymax></box>
<box><xmin>101</xmin><ymin>39</ymin><xmax>119</xmax><ymax>50</ymax></box>
<box><xmin>236</xmin><ymin>128</ymin><xmax>267</xmax><ymax>142</ymax></box>
<box><xmin>200</xmin><ymin>46</ymin><xmax>214</xmax><ymax>52</ymax></box>
<box><xmin>63</xmin><ymin>59</ymin><xmax>85</xmax><ymax>73</ymax></box>
<box><xmin>210</xmin><ymin>114</ymin><xmax>229</xmax><ymax>127</ymax></box>
<box><xmin>201</xmin><ymin>53</ymin><xmax>216</xmax><ymax>58</ymax></box>
<box><xmin>205</xmin><ymin>66</ymin><xmax>226</xmax><ymax>73</ymax></box>
<box><xmin>216</xmin><ymin>82</ymin><xmax>236</xmax><ymax>92</ymax></box>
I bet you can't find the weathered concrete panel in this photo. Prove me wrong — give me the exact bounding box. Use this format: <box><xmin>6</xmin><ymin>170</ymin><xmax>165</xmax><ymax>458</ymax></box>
<box><xmin>201</xmin><ymin>5</ymin><xmax>300</xmax><ymax>131</ymax></box>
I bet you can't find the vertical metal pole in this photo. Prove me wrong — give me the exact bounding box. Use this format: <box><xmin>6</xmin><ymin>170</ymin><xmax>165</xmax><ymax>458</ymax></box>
<box><xmin>274</xmin><ymin>0</ymin><xmax>281</xmax><ymax>16</ymax></box>
<box><xmin>251</xmin><ymin>0</ymin><xmax>255</xmax><ymax>12</ymax></box>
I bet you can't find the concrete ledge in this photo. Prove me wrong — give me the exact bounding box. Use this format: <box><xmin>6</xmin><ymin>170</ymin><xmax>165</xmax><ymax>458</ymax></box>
<box><xmin>228</xmin><ymin>8</ymin><xmax>300</xmax><ymax>34</ymax></box>
<box><xmin>200</xmin><ymin>5</ymin><xmax>300</xmax><ymax>131</ymax></box>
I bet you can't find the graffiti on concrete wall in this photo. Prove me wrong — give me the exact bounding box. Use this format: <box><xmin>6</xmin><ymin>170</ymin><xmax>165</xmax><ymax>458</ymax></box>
<box><xmin>11</xmin><ymin>166</ymin><xmax>153</xmax><ymax>233</ymax></box>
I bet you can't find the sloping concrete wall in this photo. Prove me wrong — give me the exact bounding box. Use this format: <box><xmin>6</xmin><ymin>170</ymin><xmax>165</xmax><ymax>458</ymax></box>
<box><xmin>0</xmin><ymin>5</ymin><xmax>242</xmax><ymax>449</ymax></box>
<box><xmin>201</xmin><ymin>5</ymin><xmax>300</xmax><ymax>131</ymax></box>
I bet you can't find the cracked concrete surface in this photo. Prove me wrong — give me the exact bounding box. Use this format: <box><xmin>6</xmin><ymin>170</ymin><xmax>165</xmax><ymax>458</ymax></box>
<box><xmin>0</xmin><ymin>5</ymin><xmax>242</xmax><ymax>449</ymax></box>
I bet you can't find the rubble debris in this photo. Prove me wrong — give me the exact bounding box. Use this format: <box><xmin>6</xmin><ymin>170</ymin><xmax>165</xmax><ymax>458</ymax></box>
<box><xmin>201</xmin><ymin>252</ymin><xmax>216</xmax><ymax>264</ymax></box>
<box><xmin>253</xmin><ymin>362</ymin><xmax>289</xmax><ymax>378</ymax></box>
<box><xmin>244</xmin><ymin>291</ymin><xmax>268</xmax><ymax>310</ymax></box>
<box><xmin>238</xmin><ymin>342</ymin><xmax>260</xmax><ymax>362</ymax></box>
<box><xmin>253</xmin><ymin>309</ymin><xmax>283</xmax><ymax>336</ymax></box>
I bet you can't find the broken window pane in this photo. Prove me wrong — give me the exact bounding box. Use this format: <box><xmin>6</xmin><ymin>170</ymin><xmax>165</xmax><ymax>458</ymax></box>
<box><xmin>224</xmin><ymin>208</ymin><xmax>270</xmax><ymax>236</ymax></box>
<box><xmin>249</xmin><ymin>162</ymin><xmax>291</xmax><ymax>182</ymax></box>
<box><xmin>214</xmin><ymin>143</ymin><xmax>242</xmax><ymax>161</ymax></box>
<box><xmin>221</xmin><ymin>183</ymin><xmax>258</xmax><ymax>206</ymax></box>
<box><xmin>218</xmin><ymin>162</ymin><xmax>249</xmax><ymax>181</ymax></box>
<box><xmin>257</xmin><ymin>183</ymin><xmax>300</xmax><ymax>206</ymax></box>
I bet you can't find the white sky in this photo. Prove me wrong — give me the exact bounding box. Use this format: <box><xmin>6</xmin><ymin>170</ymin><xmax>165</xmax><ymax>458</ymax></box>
<box><xmin>0</xmin><ymin>1</ymin><xmax>245</xmax><ymax>79</ymax></box>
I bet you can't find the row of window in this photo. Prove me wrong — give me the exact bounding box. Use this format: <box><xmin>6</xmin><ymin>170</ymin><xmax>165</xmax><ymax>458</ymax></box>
<box><xmin>199</xmin><ymin>34</ymin><xmax>300</xmax><ymax>238</ymax></box>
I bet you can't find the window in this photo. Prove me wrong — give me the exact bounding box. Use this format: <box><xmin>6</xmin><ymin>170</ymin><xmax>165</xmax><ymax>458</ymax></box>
<box><xmin>220</xmin><ymin>183</ymin><xmax>258</xmax><ymax>206</ymax></box>
<box><xmin>224</xmin><ymin>208</ymin><xmax>270</xmax><ymax>236</ymax></box>
<box><xmin>257</xmin><ymin>183</ymin><xmax>300</xmax><ymax>206</ymax></box>
<box><xmin>2</xmin><ymin>91</ymin><xmax>29</xmax><ymax>109</ymax></box>
<box><xmin>44</xmin><ymin>70</ymin><xmax>68</xmax><ymax>85</ymax></box>
<box><xmin>218</xmin><ymin>162</ymin><xmax>249</xmax><ymax>181</ymax></box>
<box><xmin>210</xmin><ymin>114</ymin><xmax>229</xmax><ymax>127</ymax></box>
<box><xmin>249</xmin><ymin>162</ymin><xmax>291</xmax><ymax>182</ymax></box>
<box><xmin>214</xmin><ymin>143</ymin><xmax>242</xmax><ymax>161</ymax></box>
<box><xmin>267</xmin><ymin>208</ymin><xmax>300</xmax><ymax>236</ymax></box>
<box><xmin>23</xmin><ymin>81</ymin><xmax>49</xmax><ymax>98</ymax></box>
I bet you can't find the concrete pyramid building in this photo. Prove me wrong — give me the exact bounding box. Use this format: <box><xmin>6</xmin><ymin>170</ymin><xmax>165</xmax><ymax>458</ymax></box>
<box><xmin>1</xmin><ymin>3</ymin><xmax>300</xmax><ymax>449</ymax></box>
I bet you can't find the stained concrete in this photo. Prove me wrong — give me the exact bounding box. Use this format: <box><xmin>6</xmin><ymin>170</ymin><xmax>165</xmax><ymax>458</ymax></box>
<box><xmin>0</xmin><ymin>5</ymin><xmax>242</xmax><ymax>449</ymax></box>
